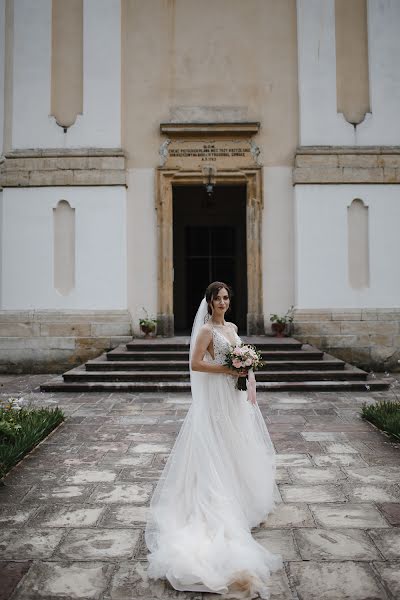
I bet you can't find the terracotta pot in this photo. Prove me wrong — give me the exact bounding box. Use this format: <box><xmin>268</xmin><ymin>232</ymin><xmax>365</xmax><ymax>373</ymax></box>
<box><xmin>140</xmin><ymin>324</ymin><xmax>156</xmax><ymax>338</ymax></box>
<box><xmin>271</xmin><ymin>322</ymin><xmax>286</xmax><ymax>337</ymax></box>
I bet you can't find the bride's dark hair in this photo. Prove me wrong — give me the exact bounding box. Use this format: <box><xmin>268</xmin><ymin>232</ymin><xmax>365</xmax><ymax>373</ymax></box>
<box><xmin>205</xmin><ymin>281</ymin><xmax>233</xmax><ymax>315</ymax></box>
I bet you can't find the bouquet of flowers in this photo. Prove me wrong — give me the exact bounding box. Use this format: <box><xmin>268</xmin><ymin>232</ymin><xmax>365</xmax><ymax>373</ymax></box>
<box><xmin>225</xmin><ymin>344</ymin><xmax>263</xmax><ymax>391</ymax></box>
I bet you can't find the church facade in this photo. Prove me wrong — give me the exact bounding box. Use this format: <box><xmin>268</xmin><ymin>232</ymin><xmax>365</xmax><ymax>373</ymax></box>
<box><xmin>0</xmin><ymin>0</ymin><xmax>399</xmax><ymax>372</ymax></box>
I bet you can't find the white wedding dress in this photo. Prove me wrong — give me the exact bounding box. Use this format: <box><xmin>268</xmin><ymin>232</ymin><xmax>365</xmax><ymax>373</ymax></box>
<box><xmin>145</xmin><ymin>299</ymin><xmax>282</xmax><ymax>599</ymax></box>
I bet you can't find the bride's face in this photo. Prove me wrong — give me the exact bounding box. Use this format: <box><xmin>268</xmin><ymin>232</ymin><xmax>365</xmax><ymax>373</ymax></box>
<box><xmin>211</xmin><ymin>288</ymin><xmax>230</xmax><ymax>316</ymax></box>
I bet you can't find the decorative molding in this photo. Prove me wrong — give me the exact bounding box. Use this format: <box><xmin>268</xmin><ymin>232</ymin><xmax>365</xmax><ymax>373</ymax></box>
<box><xmin>0</xmin><ymin>149</ymin><xmax>126</xmax><ymax>187</ymax></box>
<box><xmin>294</xmin><ymin>147</ymin><xmax>400</xmax><ymax>184</ymax></box>
<box><xmin>160</xmin><ymin>122</ymin><xmax>260</xmax><ymax>136</ymax></box>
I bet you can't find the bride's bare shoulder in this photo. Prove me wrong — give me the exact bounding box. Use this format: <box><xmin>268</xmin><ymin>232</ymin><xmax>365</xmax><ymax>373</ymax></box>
<box><xmin>198</xmin><ymin>323</ymin><xmax>213</xmax><ymax>338</ymax></box>
<box><xmin>227</xmin><ymin>321</ymin><xmax>238</xmax><ymax>333</ymax></box>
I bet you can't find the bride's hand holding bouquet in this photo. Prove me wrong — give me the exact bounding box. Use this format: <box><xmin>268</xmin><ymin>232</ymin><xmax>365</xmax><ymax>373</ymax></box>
<box><xmin>224</xmin><ymin>344</ymin><xmax>263</xmax><ymax>391</ymax></box>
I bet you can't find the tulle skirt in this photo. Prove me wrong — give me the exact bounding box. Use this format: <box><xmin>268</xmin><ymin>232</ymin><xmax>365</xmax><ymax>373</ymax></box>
<box><xmin>145</xmin><ymin>372</ymin><xmax>283</xmax><ymax>599</ymax></box>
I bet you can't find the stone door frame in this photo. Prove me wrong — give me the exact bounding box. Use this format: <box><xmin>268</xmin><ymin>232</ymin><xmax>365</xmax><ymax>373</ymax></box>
<box><xmin>156</xmin><ymin>167</ymin><xmax>264</xmax><ymax>336</ymax></box>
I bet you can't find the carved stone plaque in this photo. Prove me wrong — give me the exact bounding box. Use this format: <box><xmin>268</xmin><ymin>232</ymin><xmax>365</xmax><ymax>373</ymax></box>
<box><xmin>162</xmin><ymin>138</ymin><xmax>259</xmax><ymax>169</ymax></box>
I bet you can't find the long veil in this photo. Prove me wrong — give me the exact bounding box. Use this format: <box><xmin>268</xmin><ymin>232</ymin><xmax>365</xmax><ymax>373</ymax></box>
<box><xmin>145</xmin><ymin>296</ymin><xmax>282</xmax><ymax>598</ymax></box>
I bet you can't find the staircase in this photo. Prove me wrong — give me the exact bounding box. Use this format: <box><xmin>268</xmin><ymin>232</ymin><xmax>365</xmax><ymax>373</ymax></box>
<box><xmin>40</xmin><ymin>336</ymin><xmax>390</xmax><ymax>393</ymax></box>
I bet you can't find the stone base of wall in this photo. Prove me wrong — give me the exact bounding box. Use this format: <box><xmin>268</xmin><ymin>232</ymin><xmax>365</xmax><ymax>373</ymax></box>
<box><xmin>292</xmin><ymin>309</ymin><xmax>400</xmax><ymax>372</ymax></box>
<box><xmin>0</xmin><ymin>310</ymin><xmax>132</xmax><ymax>373</ymax></box>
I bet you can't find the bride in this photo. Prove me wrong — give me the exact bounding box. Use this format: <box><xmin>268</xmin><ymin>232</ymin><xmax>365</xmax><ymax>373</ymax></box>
<box><xmin>145</xmin><ymin>281</ymin><xmax>282</xmax><ymax>598</ymax></box>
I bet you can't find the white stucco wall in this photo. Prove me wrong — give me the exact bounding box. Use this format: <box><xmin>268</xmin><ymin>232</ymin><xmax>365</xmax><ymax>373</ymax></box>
<box><xmin>297</xmin><ymin>0</ymin><xmax>400</xmax><ymax>146</ymax></box>
<box><xmin>0</xmin><ymin>0</ymin><xmax>5</xmax><ymax>156</ymax></box>
<box><xmin>262</xmin><ymin>167</ymin><xmax>295</xmax><ymax>318</ymax></box>
<box><xmin>294</xmin><ymin>184</ymin><xmax>400</xmax><ymax>308</ymax></box>
<box><xmin>12</xmin><ymin>0</ymin><xmax>121</xmax><ymax>149</ymax></box>
<box><xmin>126</xmin><ymin>168</ymin><xmax>158</xmax><ymax>332</ymax></box>
<box><xmin>1</xmin><ymin>186</ymin><xmax>127</xmax><ymax>309</ymax></box>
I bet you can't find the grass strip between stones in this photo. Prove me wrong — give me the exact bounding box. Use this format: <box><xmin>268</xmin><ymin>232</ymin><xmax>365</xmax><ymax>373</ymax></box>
<box><xmin>361</xmin><ymin>399</ymin><xmax>400</xmax><ymax>442</ymax></box>
<box><xmin>0</xmin><ymin>398</ymin><xmax>64</xmax><ymax>478</ymax></box>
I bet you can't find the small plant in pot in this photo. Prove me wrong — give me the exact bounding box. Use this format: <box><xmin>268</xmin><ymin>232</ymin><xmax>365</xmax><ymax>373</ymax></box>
<box><xmin>269</xmin><ymin>306</ymin><xmax>294</xmax><ymax>337</ymax></box>
<box><xmin>139</xmin><ymin>308</ymin><xmax>158</xmax><ymax>338</ymax></box>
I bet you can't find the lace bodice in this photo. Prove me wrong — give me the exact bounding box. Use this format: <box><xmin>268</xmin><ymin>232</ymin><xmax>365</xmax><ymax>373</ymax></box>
<box><xmin>208</xmin><ymin>325</ymin><xmax>241</xmax><ymax>365</ymax></box>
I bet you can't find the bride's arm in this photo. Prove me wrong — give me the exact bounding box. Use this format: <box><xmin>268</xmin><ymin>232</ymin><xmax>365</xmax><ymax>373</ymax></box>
<box><xmin>191</xmin><ymin>326</ymin><xmax>234</xmax><ymax>375</ymax></box>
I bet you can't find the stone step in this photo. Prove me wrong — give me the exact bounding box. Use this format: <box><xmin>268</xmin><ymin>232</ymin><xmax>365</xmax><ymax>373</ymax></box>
<box><xmin>107</xmin><ymin>347</ymin><xmax>324</xmax><ymax>362</ymax></box>
<box><xmin>125</xmin><ymin>338</ymin><xmax>303</xmax><ymax>352</ymax></box>
<box><xmin>86</xmin><ymin>358</ymin><xmax>344</xmax><ymax>372</ymax></box>
<box><xmin>40</xmin><ymin>378</ymin><xmax>389</xmax><ymax>393</ymax></box>
<box><xmin>63</xmin><ymin>368</ymin><xmax>366</xmax><ymax>383</ymax></box>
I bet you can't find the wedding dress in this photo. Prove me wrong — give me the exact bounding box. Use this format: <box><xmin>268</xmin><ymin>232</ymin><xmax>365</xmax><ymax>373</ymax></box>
<box><xmin>145</xmin><ymin>299</ymin><xmax>282</xmax><ymax>599</ymax></box>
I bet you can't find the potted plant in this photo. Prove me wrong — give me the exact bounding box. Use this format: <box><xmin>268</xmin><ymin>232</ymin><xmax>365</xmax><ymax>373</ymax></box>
<box><xmin>269</xmin><ymin>306</ymin><xmax>294</xmax><ymax>337</ymax></box>
<box><xmin>139</xmin><ymin>308</ymin><xmax>158</xmax><ymax>338</ymax></box>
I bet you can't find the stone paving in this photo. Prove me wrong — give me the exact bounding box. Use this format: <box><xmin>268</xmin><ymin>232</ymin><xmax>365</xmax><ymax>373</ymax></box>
<box><xmin>0</xmin><ymin>374</ymin><xmax>399</xmax><ymax>600</ymax></box>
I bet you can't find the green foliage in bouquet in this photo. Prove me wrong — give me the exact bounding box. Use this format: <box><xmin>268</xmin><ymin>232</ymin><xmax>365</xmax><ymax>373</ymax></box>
<box><xmin>0</xmin><ymin>398</ymin><xmax>64</xmax><ymax>478</ymax></box>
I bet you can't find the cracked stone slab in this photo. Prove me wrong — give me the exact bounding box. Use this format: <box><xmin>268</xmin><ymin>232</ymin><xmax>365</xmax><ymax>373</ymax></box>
<box><xmin>323</xmin><ymin>442</ymin><xmax>359</xmax><ymax>453</ymax></box>
<box><xmin>311</xmin><ymin>454</ymin><xmax>368</xmax><ymax>467</ymax></box>
<box><xmin>64</xmin><ymin>469</ymin><xmax>118</xmax><ymax>484</ymax></box>
<box><xmin>309</xmin><ymin>503</ymin><xmax>390</xmax><ymax>528</ymax></box>
<box><xmin>373</xmin><ymin>562</ymin><xmax>400</xmax><ymax>598</ymax></box>
<box><xmin>99</xmin><ymin>454</ymin><xmax>154</xmax><ymax>467</ymax></box>
<box><xmin>295</xmin><ymin>528</ymin><xmax>381</xmax><ymax>560</ymax></box>
<box><xmin>56</xmin><ymin>528</ymin><xmax>140</xmax><ymax>560</ymax></box>
<box><xmin>301</xmin><ymin>432</ymin><xmax>347</xmax><ymax>442</ymax></box>
<box><xmin>129</xmin><ymin>443</ymin><xmax>172</xmax><ymax>454</ymax></box>
<box><xmin>23</xmin><ymin>485</ymin><xmax>94</xmax><ymax>503</ymax></box>
<box><xmin>32</xmin><ymin>505</ymin><xmax>104</xmax><ymax>527</ymax></box>
<box><xmin>100</xmin><ymin>505</ymin><xmax>149</xmax><ymax>526</ymax></box>
<box><xmin>378</xmin><ymin>503</ymin><xmax>400</xmax><ymax>526</ymax></box>
<box><xmin>116</xmin><ymin>467</ymin><xmax>163</xmax><ymax>482</ymax></box>
<box><xmin>275</xmin><ymin>454</ymin><xmax>313</xmax><ymax>467</ymax></box>
<box><xmin>288</xmin><ymin>467</ymin><xmax>346</xmax><ymax>484</ymax></box>
<box><xmin>261</xmin><ymin>503</ymin><xmax>314</xmax><ymax>528</ymax></box>
<box><xmin>0</xmin><ymin>505</ymin><xmax>38</xmax><ymax>526</ymax></box>
<box><xmin>289</xmin><ymin>561</ymin><xmax>387</xmax><ymax>600</ymax></box>
<box><xmin>368</xmin><ymin>530</ymin><xmax>400</xmax><ymax>559</ymax></box>
<box><xmin>89</xmin><ymin>483</ymin><xmax>153</xmax><ymax>504</ymax></box>
<box><xmin>0</xmin><ymin>528</ymin><xmax>65</xmax><ymax>559</ymax></box>
<box><xmin>346</xmin><ymin>485</ymin><xmax>400</xmax><ymax>503</ymax></box>
<box><xmin>109</xmin><ymin>560</ymin><xmax>202</xmax><ymax>599</ymax></box>
<box><xmin>11</xmin><ymin>561</ymin><xmax>113</xmax><ymax>599</ymax></box>
<box><xmin>280</xmin><ymin>484</ymin><xmax>346</xmax><ymax>503</ymax></box>
<box><xmin>254</xmin><ymin>529</ymin><xmax>300</xmax><ymax>560</ymax></box>
<box><xmin>344</xmin><ymin>467</ymin><xmax>400</xmax><ymax>484</ymax></box>
<box><xmin>0</xmin><ymin>561</ymin><xmax>32</xmax><ymax>600</ymax></box>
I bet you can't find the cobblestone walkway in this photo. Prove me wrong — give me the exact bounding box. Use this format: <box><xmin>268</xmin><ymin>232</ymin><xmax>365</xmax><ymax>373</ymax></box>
<box><xmin>0</xmin><ymin>374</ymin><xmax>399</xmax><ymax>600</ymax></box>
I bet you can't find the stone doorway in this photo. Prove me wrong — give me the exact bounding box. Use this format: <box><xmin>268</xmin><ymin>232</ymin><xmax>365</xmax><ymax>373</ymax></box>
<box><xmin>173</xmin><ymin>184</ymin><xmax>247</xmax><ymax>333</ymax></box>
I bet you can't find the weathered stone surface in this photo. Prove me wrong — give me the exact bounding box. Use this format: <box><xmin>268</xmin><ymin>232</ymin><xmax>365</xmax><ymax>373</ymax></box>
<box><xmin>0</xmin><ymin>505</ymin><xmax>38</xmax><ymax>526</ymax></box>
<box><xmin>368</xmin><ymin>530</ymin><xmax>400</xmax><ymax>559</ymax></box>
<box><xmin>310</xmin><ymin>503</ymin><xmax>390</xmax><ymax>529</ymax></box>
<box><xmin>64</xmin><ymin>468</ymin><xmax>117</xmax><ymax>484</ymax></box>
<box><xmin>0</xmin><ymin>528</ymin><xmax>65</xmax><ymax>559</ymax></box>
<box><xmin>289</xmin><ymin>561</ymin><xmax>386</xmax><ymax>600</ymax></box>
<box><xmin>288</xmin><ymin>467</ymin><xmax>345</xmax><ymax>484</ymax></box>
<box><xmin>0</xmin><ymin>561</ymin><xmax>32</xmax><ymax>600</ymax></box>
<box><xmin>11</xmin><ymin>561</ymin><xmax>113</xmax><ymax>599</ymax></box>
<box><xmin>344</xmin><ymin>467</ymin><xmax>400</xmax><ymax>484</ymax></box>
<box><xmin>346</xmin><ymin>485</ymin><xmax>399</xmax><ymax>503</ymax></box>
<box><xmin>56</xmin><ymin>528</ymin><xmax>140</xmax><ymax>560</ymax></box>
<box><xmin>89</xmin><ymin>483</ymin><xmax>153</xmax><ymax>504</ymax></box>
<box><xmin>40</xmin><ymin>323</ymin><xmax>91</xmax><ymax>337</ymax></box>
<box><xmin>378</xmin><ymin>503</ymin><xmax>400</xmax><ymax>527</ymax></box>
<box><xmin>100</xmin><ymin>505</ymin><xmax>149</xmax><ymax>526</ymax></box>
<box><xmin>295</xmin><ymin>528</ymin><xmax>381</xmax><ymax>560</ymax></box>
<box><xmin>109</xmin><ymin>561</ymin><xmax>202</xmax><ymax>599</ymax></box>
<box><xmin>374</xmin><ymin>562</ymin><xmax>400</xmax><ymax>598</ymax></box>
<box><xmin>262</xmin><ymin>503</ymin><xmax>314</xmax><ymax>528</ymax></box>
<box><xmin>254</xmin><ymin>529</ymin><xmax>300</xmax><ymax>560</ymax></box>
<box><xmin>311</xmin><ymin>453</ymin><xmax>368</xmax><ymax>467</ymax></box>
<box><xmin>32</xmin><ymin>506</ymin><xmax>104</xmax><ymax>528</ymax></box>
<box><xmin>275</xmin><ymin>453</ymin><xmax>313</xmax><ymax>467</ymax></box>
<box><xmin>280</xmin><ymin>484</ymin><xmax>346</xmax><ymax>503</ymax></box>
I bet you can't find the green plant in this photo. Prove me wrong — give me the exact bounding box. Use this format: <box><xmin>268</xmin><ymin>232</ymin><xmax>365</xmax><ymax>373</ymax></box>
<box><xmin>269</xmin><ymin>306</ymin><xmax>294</xmax><ymax>325</ymax></box>
<box><xmin>361</xmin><ymin>399</ymin><xmax>400</xmax><ymax>441</ymax></box>
<box><xmin>0</xmin><ymin>398</ymin><xmax>64</xmax><ymax>478</ymax></box>
<box><xmin>139</xmin><ymin>307</ymin><xmax>158</xmax><ymax>329</ymax></box>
